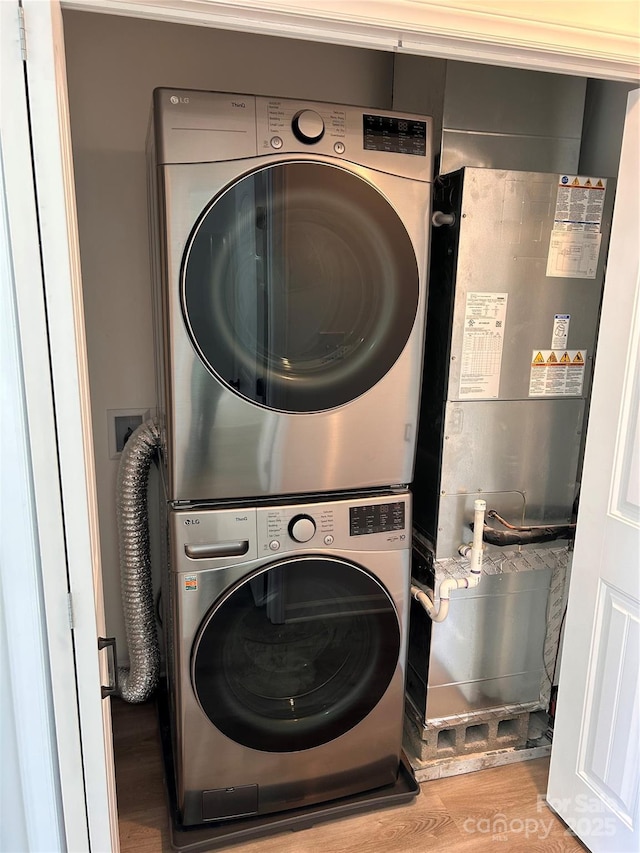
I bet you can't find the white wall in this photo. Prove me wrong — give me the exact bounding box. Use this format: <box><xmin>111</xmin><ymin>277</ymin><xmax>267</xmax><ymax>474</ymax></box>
<box><xmin>61</xmin><ymin>9</ymin><xmax>395</xmax><ymax>659</ymax></box>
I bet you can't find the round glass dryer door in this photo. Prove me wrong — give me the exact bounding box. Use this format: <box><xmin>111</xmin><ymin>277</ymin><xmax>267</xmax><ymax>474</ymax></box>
<box><xmin>192</xmin><ymin>556</ymin><xmax>401</xmax><ymax>752</ymax></box>
<box><xmin>182</xmin><ymin>162</ymin><xmax>419</xmax><ymax>412</ymax></box>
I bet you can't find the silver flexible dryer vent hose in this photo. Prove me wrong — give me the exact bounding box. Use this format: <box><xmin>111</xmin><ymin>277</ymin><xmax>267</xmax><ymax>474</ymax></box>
<box><xmin>116</xmin><ymin>417</ymin><xmax>161</xmax><ymax>703</ymax></box>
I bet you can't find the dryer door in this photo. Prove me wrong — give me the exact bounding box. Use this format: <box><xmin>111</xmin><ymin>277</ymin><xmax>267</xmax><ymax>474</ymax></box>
<box><xmin>181</xmin><ymin>161</ymin><xmax>419</xmax><ymax>412</ymax></box>
<box><xmin>192</xmin><ymin>556</ymin><xmax>401</xmax><ymax>752</ymax></box>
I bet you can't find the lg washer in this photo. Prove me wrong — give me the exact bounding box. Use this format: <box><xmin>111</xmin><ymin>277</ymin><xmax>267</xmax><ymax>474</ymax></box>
<box><xmin>148</xmin><ymin>89</ymin><xmax>433</xmax><ymax>502</ymax></box>
<box><xmin>162</xmin><ymin>491</ymin><xmax>411</xmax><ymax>826</ymax></box>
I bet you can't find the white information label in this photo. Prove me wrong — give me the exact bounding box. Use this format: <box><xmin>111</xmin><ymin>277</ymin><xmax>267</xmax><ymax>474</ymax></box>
<box><xmin>529</xmin><ymin>349</ymin><xmax>587</xmax><ymax>397</ymax></box>
<box><xmin>547</xmin><ymin>176</ymin><xmax>606</xmax><ymax>278</ymax></box>
<box><xmin>546</xmin><ymin>231</ymin><xmax>602</xmax><ymax>279</ymax></box>
<box><xmin>459</xmin><ymin>292</ymin><xmax>508</xmax><ymax>399</ymax></box>
<box><xmin>552</xmin><ymin>314</ymin><xmax>570</xmax><ymax>349</ymax></box>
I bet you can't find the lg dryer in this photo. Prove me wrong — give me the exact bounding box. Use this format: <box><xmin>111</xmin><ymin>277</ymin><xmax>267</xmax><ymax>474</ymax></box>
<box><xmin>148</xmin><ymin>89</ymin><xmax>433</xmax><ymax>502</ymax></box>
<box><xmin>163</xmin><ymin>491</ymin><xmax>411</xmax><ymax>826</ymax></box>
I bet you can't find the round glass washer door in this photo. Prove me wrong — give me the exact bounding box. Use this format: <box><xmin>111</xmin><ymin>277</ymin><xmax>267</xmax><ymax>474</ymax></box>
<box><xmin>191</xmin><ymin>556</ymin><xmax>401</xmax><ymax>753</ymax></box>
<box><xmin>181</xmin><ymin>161</ymin><xmax>419</xmax><ymax>412</ymax></box>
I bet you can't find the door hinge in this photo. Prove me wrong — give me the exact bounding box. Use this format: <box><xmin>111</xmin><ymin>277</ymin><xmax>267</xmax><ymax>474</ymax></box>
<box><xmin>67</xmin><ymin>592</ymin><xmax>75</xmax><ymax>629</ymax></box>
<box><xmin>18</xmin><ymin>5</ymin><xmax>27</xmax><ymax>61</ymax></box>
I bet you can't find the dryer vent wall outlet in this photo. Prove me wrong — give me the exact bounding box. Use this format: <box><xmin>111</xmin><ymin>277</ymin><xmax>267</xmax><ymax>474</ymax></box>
<box><xmin>108</xmin><ymin>409</ymin><xmax>152</xmax><ymax>458</ymax></box>
<box><xmin>115</xmin><ymin>415</ymin><xmax>142</xmax><ymax>452</ymax></box>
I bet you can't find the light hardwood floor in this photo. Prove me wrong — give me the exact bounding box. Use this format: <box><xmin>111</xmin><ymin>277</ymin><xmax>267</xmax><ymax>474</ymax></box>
<box><xmin>112</xmin><ymin>698</ymin><xmax>586</xmax><ymax>853</ymax></box>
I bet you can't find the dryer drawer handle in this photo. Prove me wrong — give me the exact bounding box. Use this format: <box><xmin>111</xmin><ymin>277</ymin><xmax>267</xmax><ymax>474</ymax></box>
<box><xmin>184</xmin><ymin>541</ymin><xmax>249</xmax><ymax>559</ymax></box>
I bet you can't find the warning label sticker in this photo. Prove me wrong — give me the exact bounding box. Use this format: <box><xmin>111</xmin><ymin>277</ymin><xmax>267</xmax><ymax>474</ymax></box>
<box><xmin>552</xmin><ymin>175</ymin><xmax>607</xmax><ymax>233</ymax></box>
<box><xmin>459</xmin><ymin>292</ymin><xmax>508</xmax><ymax>399</ymax></box>
<box><xmin>529</xmin><ymin>349</ymin><xmax>587</xmax><ymax>397</ymax></box>
<box><xmin>184</xmin><ymin>575</ymin><xmax>198</xmax><ymax>591</ymax></box>
<box><xmin>547</xmin><ymin>175</ymin><xmax>606</xmax><ymax>279</ymax></box>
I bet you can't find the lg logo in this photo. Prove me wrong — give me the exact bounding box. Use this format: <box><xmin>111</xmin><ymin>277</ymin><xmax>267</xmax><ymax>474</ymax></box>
<box><xmin>170</xmin><ymin>95</ymin><xmax>190</xmax><ymax>105</ymax></box>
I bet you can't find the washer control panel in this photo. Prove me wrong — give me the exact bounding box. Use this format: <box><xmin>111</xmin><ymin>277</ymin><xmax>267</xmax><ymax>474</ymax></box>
<box><xmin>256</xmin><ymin>492</ymin><xmax>410</xmax><ymax>557</ymax></box>
<box><xmin>349</xmin><ymin>501</ymin><xmax>405</xmax><ymax>536</ymax></box>
<box><xmin>171</xmin><ymin>492</ymin><xmax>410</xmax><ymax>570</ymax></box>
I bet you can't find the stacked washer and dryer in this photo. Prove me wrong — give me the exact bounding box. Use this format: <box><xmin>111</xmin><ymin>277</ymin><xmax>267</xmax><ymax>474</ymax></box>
<box><xmin>147</xmin><ymin>89</ymin><xmax>433</xmax><ymax>828</ymax></box>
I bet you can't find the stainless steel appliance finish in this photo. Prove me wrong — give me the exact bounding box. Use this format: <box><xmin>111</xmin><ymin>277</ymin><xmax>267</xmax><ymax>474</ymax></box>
<box><xmin>163</xmin><ymin>491</ymin><xmax>411</xmax><ymax>826</ymax></box>
<box><xmin>148</xmin><ymin>89</ymin><xmax>433</xmax><ymax>502</ymax></box>
<box><xmin>414</xmin><ymin>167</ymin><xmax>614</xmax><ymax>559</ymax></box>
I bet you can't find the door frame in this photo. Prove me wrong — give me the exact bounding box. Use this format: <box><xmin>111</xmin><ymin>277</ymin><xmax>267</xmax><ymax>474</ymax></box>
<box><xmin>14</xmin><ymin>0</ymin><xmax>639</xmax><ymax>849</ymax></box>
<box><xmin>63</xmin><ymin>0</ymin><xmax>640</xmax><ymax>82</ymax></box>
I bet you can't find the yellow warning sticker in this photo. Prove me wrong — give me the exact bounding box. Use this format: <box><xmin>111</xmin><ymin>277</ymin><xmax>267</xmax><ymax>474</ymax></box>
<box><xmin>530</xmin><ymin>350</ymin><xmax>587</xmax><ymax>396</ymax></box>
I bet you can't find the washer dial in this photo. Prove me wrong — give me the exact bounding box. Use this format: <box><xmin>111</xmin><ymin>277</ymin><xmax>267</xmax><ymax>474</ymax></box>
<box><xmin>288</xmin><ymin>514</ymin><xmax>316</xmax><ymax>542</ymax></box>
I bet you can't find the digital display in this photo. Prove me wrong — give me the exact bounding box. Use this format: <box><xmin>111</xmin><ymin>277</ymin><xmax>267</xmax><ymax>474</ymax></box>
<box><xmin>349</xmin><ymin>502</ymin><xmax>405</xmax><ymax>536</ymax></box>
<box><xmin>363</xmin><ymin>114</ymin><xmax>427</xmax><ymax>156</ymax></box>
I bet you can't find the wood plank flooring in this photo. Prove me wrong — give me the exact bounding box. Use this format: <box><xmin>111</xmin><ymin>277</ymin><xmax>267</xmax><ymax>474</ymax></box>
<box><xmin>112</xmin><ymin>697</ymin><xmax>586</xmax><ymax>853</ymax></box>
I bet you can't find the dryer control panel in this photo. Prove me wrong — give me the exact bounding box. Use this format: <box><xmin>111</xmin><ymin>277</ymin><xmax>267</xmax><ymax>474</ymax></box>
<box><xmin>153</xmin><ymin>88</ymin><xmax>433</xmax><ymax>182</ymax></box>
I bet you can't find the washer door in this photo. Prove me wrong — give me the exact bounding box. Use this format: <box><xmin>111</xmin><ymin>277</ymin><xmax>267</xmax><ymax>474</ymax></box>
<box><xmin>181</xmin><ymin>161</ymin><xmax>419</xmax><ymax>412</ymax></box>
<box><xmin>192</xmin><ymin>556</ymin><xmax>401</xmax><ymax>752</ymax></box>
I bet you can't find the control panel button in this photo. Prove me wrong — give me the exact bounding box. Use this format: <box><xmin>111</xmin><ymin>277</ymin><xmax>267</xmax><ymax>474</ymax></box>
<box><xmin>333</xmin><ymin>141</ymin><xmax>345</xmax><ymax>155</ymax></box>
<box><xmin>324</xmin><ymin>534</ymin><xmax>334</xmax><ymax>546</ymax></box>
<box><xmin>270</xmin><ymin>136</ymin><xmax>283</xmax><ymax>149</ymax></box>
<box><xmin>292</xmin><ymin>110</ymin><xmax>325</xmax><ymax>144</ymax></box>
<box><xmin>269</xmin><ymin>539</ymin><xmax>281</xmax><ymax>551</ymax></box>
<box><xmin>288</xmin><ymin>514</ymin><xmax>316</xmax><ymax>543</ymax></box>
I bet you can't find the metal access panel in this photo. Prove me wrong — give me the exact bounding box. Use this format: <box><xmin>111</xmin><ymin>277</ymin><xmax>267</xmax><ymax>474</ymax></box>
<box><xmin>414</xmin><ymin>167</ymin><xmax>614</xmax><ymax>558</ymax></box>
<box><xmin>435</xmin><ymin>397</ymin><xmax>585</xmax><ymax>559</ymax></box>
<box><xmin>425</xmin><ymin>567</ymin><xmax>552</xmax><ymax>719</ymax></box>
<box><xmin>445</xmin><ymin>168</ymin><xmax>612</xmax><ymax>402</ymax></box>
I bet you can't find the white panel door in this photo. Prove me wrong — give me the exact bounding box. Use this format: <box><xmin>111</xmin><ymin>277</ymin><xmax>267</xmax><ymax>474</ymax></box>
<box><xmin>548</xmin><ymin>88</ymin><xmax>640</xmax><ymax>852</ymax></box>
<box><xmin>11</xmin><ymin>1</ymin><xmax>121</xmax><ymax>850</ymax></box>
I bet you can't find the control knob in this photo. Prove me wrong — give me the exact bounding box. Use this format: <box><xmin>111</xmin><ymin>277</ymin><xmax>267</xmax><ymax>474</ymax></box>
<box><xmin>288</xmin><ymin>514</ymin><xmax>316</xmax><ymax>543</ymax></box>
<box><xmin>292</xmin><ymin>110</ymin><xmax>325</xmax><ymax>144</ymax></box>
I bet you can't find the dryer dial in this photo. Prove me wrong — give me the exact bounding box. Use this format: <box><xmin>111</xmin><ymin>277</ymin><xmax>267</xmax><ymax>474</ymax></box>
<box><xmin>292</xmin><ymin>110</ymin><xmax>325</xmax><ymax>144</ymax></box>
<box><xmin>288</xmin><ymin>514</ymin><xmax>316</xmax><ymax>543</ymax></box>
